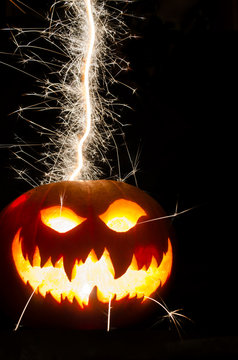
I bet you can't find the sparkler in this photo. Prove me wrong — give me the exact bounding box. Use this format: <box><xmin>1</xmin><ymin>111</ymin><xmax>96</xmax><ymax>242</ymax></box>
<box><xmin>43</xmin><ymin>0</ymin><xmax>114</xmax><ymax>182</ymax></box>
<box><xmin>2</xmin><ymin>0</ymin><xmax>136</xmax><ymax>184</ymax></box>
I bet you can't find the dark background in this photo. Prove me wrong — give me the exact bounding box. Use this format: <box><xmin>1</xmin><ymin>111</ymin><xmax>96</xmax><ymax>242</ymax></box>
<box><xmin>0</xmin><ymin>0</ymin><xmax>237</xmax><ymax>358</ymax></box>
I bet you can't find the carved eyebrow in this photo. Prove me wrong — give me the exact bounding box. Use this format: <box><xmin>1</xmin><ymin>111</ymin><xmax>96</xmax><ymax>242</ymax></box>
<box><xmin>99</xmin><ymin>199</ymin><xmax>147</xmax><ymax>232</ymax></box>
<box><xmin>40</xmin><ymin>206</ymin><xmax>86</xmax><ymax>233</ymax></box>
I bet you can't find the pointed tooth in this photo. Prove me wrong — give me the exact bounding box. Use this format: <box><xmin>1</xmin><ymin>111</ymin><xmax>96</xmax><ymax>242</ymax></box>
<box><xmin>51</xmin><ymin>254</ymin><xmax>62</xmax><ymax>268</ymax></box>
<box><xmin>54</xmin><ymin>256</ymin><xmax>64</xmax><ymax>269</ymax></box>
<box><xmin>145</xmin><ymin>254</ymin><xmax>153</xmax><ymax>271</ymax></box>
<box><xmin>101</xmin><ymin>249</ymin><xmax>115</xmax><ymax>277</ymax></box>
<box><xmin>128</xmin><ymin>292</ymin><xmax>137</xmax><ymax>300</ymax></box>
<box><xmin>74</xmin><ymin>295</ymin><xmax>84</xmax><ymax>309</ymax></box>
<box><xmin>71</xmin><ymin>262</ymin><xmax>77</xmax><ymax>281</ymax></box>
<box><xmin>134</xmin><ymin>247</ymin><xmax>155</xmax><ymax>270</ymax></box>
<box><xmin>32</xmin><ymin>246</ymin><xmax>41</xmax><ymax>267</ymax></box>
<box><xmin>63</xmin><ymin>256</ymin><xmax>75</xmax><ymax>281</ymax></box>
<box><xmin>39</xmin><ymin>287</ymin><xmax>47</xmax><ymax>298</ymax></box>
<box><xmin>26</xmin><ymin>252</ymin><xmax>35</xmax><ymax>268</ymax></box>
<box><xmin>40</xmin><ymin>253</ymin><xmax>51</xmax><ymax>268</ymax></box>
<box><xmin>134</xmin><ymin>248</ymin><xmax>147</xmax><ymax>270</ymax></box>
<box><xmin>108</xmin><ymin>247</ymin><xmax>133</xmax><ymax>279</ymax></box>
<box><xmin>77</xmin><ymin>259</ymin><xmax>83</xmax><ymax>266</ymax></box>
<box><xmin>71</xmin><ymin>259</ymin><xmax>83</xmax><ymax>281</ymax></box>
<box><xmin>93</xmin><ymin>244</ymin><xmax>105</xmax><ymax>262</ymax></box>
<box><xmin>67</xmin><ymin>292</ymin><xmax>74</xmax><ymax>303</ymax></box>
<box><xmin>43</xmin><ymin>257</ymin><xmax>53</xmax><ymax>268</ymax></box>
<box><xmin>150</xmin><ymin>256</ymin><xmax>158</xmax><ymax>269</ymax></box>
<box><xmin>137</xmin><ymin>292</ymin><xmax>144</xmax><ymax>299</ymax></box>
<box><xmin>87</xmin><ymin>249</ymin><xmax>98</xmax><ymax>263</ymax></box>
<box><xmin>50</xmin><ymin>290</ymin><xmax>61</xmax><ymax>303</ymax></box>
<box><xmin>22</xmin><ymin>242</ymin><xmax>35</xmax><ymax>265</ymax></box>
<box><xmin>130</xmin><ymin>254</ymin><xmax>138</xmax><ymax>271</ymax></box>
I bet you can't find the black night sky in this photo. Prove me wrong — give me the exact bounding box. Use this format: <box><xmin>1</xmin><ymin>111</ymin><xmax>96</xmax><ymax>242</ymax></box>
<box><xmin>0</xmin><ymin>1</ymin><xmax>237</xmax><ymax>359</ymax></box>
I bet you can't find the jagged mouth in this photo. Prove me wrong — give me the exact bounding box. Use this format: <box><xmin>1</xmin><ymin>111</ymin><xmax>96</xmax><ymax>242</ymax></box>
<box><xmin>12</xmin><ymin>229</ymin><xmax>173</xmax><ymax>308</ymax></box>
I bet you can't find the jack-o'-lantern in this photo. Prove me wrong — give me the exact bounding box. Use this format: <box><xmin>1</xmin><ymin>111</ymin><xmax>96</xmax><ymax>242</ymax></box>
<box><xmin>0</xmin><ymin>180</ymin><xmax>172</xmax><ymax>328</ymax></box>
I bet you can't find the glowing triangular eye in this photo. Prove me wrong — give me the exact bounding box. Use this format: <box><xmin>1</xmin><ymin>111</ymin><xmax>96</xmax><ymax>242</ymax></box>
<box><xmin>40</xmin><ymin>206</ymin><xmax>86</xmax><ymax>233</ymax></box>
<box><xmin>99</xmin><ymin>199</ymin><xmax>147</xmax><ymax>233</ymax></box>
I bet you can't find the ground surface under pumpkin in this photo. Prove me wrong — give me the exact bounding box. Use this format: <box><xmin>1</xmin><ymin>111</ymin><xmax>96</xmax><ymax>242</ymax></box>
<box><xmin>0</xmin><ymin>329</ymin><xmax>238</xmax><ymax>360</ymax></box>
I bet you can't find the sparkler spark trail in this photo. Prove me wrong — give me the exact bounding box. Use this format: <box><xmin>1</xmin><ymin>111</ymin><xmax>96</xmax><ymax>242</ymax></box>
<box><xmin>9</xmin><ymin>0</ymin><xmax>26</xmax><ymax>14</ymax></box>
<box><xmin>69</xmin><ymin>0</ymin><xmax>96</xmax><ymax>181</ymax></box>
<box><xmin>14</xmin><ymin>288</ymin><xmax>36</xmax><ymax>331</ymax></box>
<box><xmin>145</xmin><ymin>296</ymin><xmax>192</xmax><ymax>339</ymax></box>
<box><xmin>107</xmin><ymin>296</ymin><xmax>112</xmax><ymax>332</ymax></box>
<box><xmin>2</xmin><ymin>0</ymin><xmax>137</xmax><ymax>184</ymax></box>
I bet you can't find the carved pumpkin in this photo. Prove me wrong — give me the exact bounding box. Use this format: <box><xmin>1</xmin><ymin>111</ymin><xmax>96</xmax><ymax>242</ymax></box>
<box><xmin>0</xmin><ymin>180</ymin><xmax>172</xmax><ymax>328</ymax></box>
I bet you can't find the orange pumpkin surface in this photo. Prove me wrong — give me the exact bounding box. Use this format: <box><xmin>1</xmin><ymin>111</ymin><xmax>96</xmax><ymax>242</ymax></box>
<box><xmin>0</xmin><ymin>180</ymin><xmax>173</xmax><ymax>328</ymax></box>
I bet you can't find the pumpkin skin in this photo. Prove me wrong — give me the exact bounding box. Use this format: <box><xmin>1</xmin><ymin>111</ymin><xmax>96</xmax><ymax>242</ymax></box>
<box><xmin>0</xmin><ymin>180</ymin><xmax>173</xmax><ymax>329</ymax></box>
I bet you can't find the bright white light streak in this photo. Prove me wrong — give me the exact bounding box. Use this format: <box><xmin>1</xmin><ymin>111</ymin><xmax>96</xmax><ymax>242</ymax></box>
<box><xmin>0</xmin><ymin>61</ymin><xmax>40</xmax><ymax>80</ymax></box>
<box><xmin>69</xmin><ymin>0</ymin><xmax>96</xmax><ymax>181</ymax></box>
<box><xmin>144</xmin><ymin>296</ymin><xmax>192</xmax><ymax>339</ymax></box>
<box><xmin>14</xmin><ymin>288</ymin><xmax>36</xmax><ymax>331</ymax></box>
<box><xmin>137</xmin><ymin>206</ymin><xmax>197</xmax><ymax>225</ymax></box>
<box><xmin>107</xmin><ymin>296</ymin><xmax>112</xmax><ymax>332</ymax></box>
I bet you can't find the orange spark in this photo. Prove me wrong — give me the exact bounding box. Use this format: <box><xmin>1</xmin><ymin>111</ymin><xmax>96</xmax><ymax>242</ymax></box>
<box><xmin>9</xmin><ymin>0</ymin><xmax>26</xmax><ymax>14</ymax></box>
